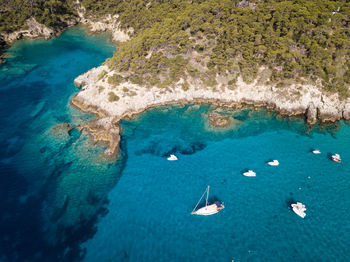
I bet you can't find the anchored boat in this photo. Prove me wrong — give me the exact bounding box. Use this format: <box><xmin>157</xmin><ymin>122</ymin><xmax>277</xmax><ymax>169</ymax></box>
<box><xmin>167</xmin><ymin>154</ymin><xmax>178</xmax><ymax>161</ymax></box>
<box><xmin>242</xmin><ymin>170</ymin><xmax>256</xmax><ymax>177</ymax></box>
<box><xmin>331</xmin><ymin>154</ymin><xmax>341</xmax><ymax>163</ymax></box>
<box><xmin>267</xmin><ymin>160</ymin><xmax>279</xmax><ymax>166</ymax></box>
<box><xmin>312</xmin><ymin>149</ymin><xmax>321</xmax><ymax>154</ymax></box>
<box><xmin>191</xmin><ymin>186</ymin><xmax>224</xmax><ymax>216</ymax></box>
<box><xmin>291</xmin><ymin>202</ymin><xmax>306</xmax><ymax>218</ymax></box>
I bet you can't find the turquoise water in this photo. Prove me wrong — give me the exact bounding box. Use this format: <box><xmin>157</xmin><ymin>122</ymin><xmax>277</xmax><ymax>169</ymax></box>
<box><xmin>1</xmin><ymin>27</ymin><xmax>350</xmax><ymax>262</ymax></box>
<box><xmin>83</xmin><ymin>106</ymin><xmax>350</xmax><ymax>262</ymax></box>
<box><xmin>0</xmin><ymin>26</ymin><xmax>122</xmax><ymax>261</ymax></box>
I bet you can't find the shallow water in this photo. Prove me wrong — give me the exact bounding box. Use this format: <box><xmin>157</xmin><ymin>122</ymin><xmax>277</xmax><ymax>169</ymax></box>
<box><xmin>1</xmin><ymin>27</ymin><xmax>350</xmax><ymax>262</ymax></box>
<box><xmin>83</xmin><ymin>106</ymin><xmax>350</xmax><ymax>262</ymax></box>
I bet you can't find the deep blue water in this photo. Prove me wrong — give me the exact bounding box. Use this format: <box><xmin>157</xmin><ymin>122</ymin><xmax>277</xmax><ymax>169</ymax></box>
<box><xmin>1</xmin><ymin>27</ymin><xmax>350</xmax><ymax>262</ymax></box>
<box><xmin>0</xmin><ymin>26</ymin><xmax>121</xmax><ymax>261</ymax></box>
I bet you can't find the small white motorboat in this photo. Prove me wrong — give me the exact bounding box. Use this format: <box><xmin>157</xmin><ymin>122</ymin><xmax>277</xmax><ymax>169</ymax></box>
<box><xmin>291</xmin><ymin>202</ymin><xmax>306</xmax><ymax>218</ymax></box>
<box><xmin>312</xmin><ymin>149</ymin><xmax>321</xmax><ymax>154</ymax></box>
<box><xmin>191</xmin><ymin>186</ymin><xmax>225</xmax><ymax>216</ymax></box>
<box><xmin>267</xmin><ymin>160</ymin><xmax>279</xmax><ymax>166</ymax></box>
<box><xmin>242</xmin><ymin>170</ymin><xmax>256</xmax><ymax>177</ymax></box>
<box><xmin>167</xmin><ymin>154</ymin><xmax>178</xmax><ymax>161</ymax></box>
<box><xmin>331</xmin><ymin>153</ymin><xmax>341</xmax><ymax>163</ymax></box>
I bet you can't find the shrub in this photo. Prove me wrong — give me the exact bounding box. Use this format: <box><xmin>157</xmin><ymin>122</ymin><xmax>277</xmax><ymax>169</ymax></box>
<box><xmin>181</xmin><ymin>81</ymin><xmax>190</xmax><ymax>91</ymax></box>
<box><xmin>98</xmin><ymin>70</ymin><xmax>107</xmax><ymax>80</ymax></box>
<box><xmin>108</xmin><ymin>92</ymin><xmax>120</xmax><ymax>102</ymax></box>
<box><xmin>107</xmin><ymin>74</ymin><xmax>124</xmax><ymax>87</ymax></box>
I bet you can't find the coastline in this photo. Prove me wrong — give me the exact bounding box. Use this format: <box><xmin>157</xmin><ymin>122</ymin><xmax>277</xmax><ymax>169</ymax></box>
<box><xmin>71</xmin><ymin>64</ymin><xmax>350</xmax><ymax>158</ymax></box>
<box><xmin>2</xmin><ymin>11</ymin><xmax>348</xmax><ymax>159</ymax></box>
<box><xmin>0</xmin><ymin>2</ymin><xmax>131</xmax><ymax>63</ymax></box>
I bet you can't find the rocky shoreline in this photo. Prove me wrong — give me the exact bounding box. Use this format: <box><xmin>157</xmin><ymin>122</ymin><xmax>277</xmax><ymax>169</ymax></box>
<box><xmin>0</xmin><ymin>1</ymin><xmax>131</xmax><ymax>62</ymax></box>
<box><xmin>70</xmin><ymin>62</ymin><xmax>350</xmax><ymax>158</ymax></box>
<box><xmin>2</xmin><ymin>10</ymin><xmax>348</xmax><ymax>159</ymax></box>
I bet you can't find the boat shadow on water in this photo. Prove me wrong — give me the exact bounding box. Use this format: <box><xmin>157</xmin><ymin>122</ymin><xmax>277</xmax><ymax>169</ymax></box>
<box><xmin>285</xmin><ymin>198</ymin><xmax>297</xmax><ymax>211</ymax></box>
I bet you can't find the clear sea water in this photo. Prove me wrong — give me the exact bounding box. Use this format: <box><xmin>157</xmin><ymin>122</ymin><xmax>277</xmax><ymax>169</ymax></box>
<box><xmin>1</xmin><ymin>26</ymin><xmax>350</xmax><ymax>262</ymax></box>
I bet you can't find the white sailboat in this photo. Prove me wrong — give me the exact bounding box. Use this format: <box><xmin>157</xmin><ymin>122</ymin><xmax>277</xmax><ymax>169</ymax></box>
<box><xmin>167</xmin><ymin>154</ymin><xmax>178</xmax><ymax>161</ymax></box>
<box><xmin>191</xmin><ymin>186</ymin><xmax>225</xmax><ymax>216</ymax></box>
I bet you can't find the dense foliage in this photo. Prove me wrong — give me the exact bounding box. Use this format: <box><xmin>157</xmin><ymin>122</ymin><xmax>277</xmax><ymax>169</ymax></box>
<box><xmin>0</xmin><ymin>0</ymin><xmax>77</xmax><ymax>32</ymax></box>
<box><xmin>1</xmin><ymin>0</ymin><xmax>349</xmax><ymax>94</ymax></box>
<box><xmin>104</xmin><ymin>0</ymin><xmax>350</xmax><ymax>95</ymax></box>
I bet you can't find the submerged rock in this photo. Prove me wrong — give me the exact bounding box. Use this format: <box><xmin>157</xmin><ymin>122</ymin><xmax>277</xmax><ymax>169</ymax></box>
<box><xmin>80</xmin><ymin>117</ymin><xmax>121</xmax><ymax>159</ymax></box>
<box><xmin>208</xmin><ymin>112</ymin><xmax>234</xmax><ymax>128</ymax></box>
<box><xmin>50</xmin><ymin>123</ymin><xmax>77</xmax><ymax>137</ymax></box>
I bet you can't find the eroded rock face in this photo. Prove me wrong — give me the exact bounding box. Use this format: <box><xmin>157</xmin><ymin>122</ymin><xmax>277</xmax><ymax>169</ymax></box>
<box><xmin>82</xmin><ymin>14</ymin><xmax>132</xmax><ymax>42</ymax></box>
<box><xmin>208</xmin><ymin>113</ymin><xmax>234</xmax><ymax>128</ymax></box>
<box><xmin>306</xmin><ymin>103</ymin><xmax>317</xmax><ymax>125</ymax></box>
<box><xmin>343</xmin><ymin>103</ymin><xmax>350</xmax><ymax>120</ymax></box>
<box><xmin>73</xmin><ymin>64</ymin><xmax>350</xmax><ymax>127</ymax></box>
<box><xmin>1</xmin><ymin>17</ymin><xmax>56</xmax><ymax>44</ymax></box>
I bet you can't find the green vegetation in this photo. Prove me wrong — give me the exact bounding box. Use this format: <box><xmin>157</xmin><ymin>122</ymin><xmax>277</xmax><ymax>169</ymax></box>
<box><xmin>2</xmin><ymin>0</ymin><xmax>349</xmax><ymax>95</ymax></box>
<box><xmin>100</xmin><ymin>0</ymin><xmax>350</xmax><ymax>95</ymax></box>
<box><xmin>0</xmin><ymin>0</ymin><xmax>78</xmax><ymax>32</ymax></box>
<box><xmin>98</xmin><ymin>70</ymin><xmax>107</xmax><ymax>80</ymax></box>
<box><xmin>181</xmin><ymin>81</ymin><xmax>190</xmax><ymax>91</ymax></box>
<box><xmin>108</xmin><ymin>91</ymin><xmax>119</xmax><ymax>102</ymax></box>
<box><xmin>107</xmin><ymin>73</ymin><xmax>124</xmax><ymax>87</ymax></box>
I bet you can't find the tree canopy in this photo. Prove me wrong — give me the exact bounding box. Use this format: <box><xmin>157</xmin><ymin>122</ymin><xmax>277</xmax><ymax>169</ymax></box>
<box><xmin>1</xmin><ymin>0</ymin><xmax>349</xmax><ymax>95</ymax></box>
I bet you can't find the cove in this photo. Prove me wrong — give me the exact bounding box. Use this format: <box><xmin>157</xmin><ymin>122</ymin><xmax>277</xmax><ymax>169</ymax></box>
<box><xmin>1</xmin><ymin>26</ymin><xmax>350</xmax><ymax>262</ymax></box>
<box><xmin>83</xmin><ymin>105</ymin><xmax>350</xmax><ymax>262</ymax></box>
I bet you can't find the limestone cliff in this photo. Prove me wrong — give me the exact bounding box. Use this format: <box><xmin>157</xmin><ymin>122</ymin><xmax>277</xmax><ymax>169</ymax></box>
<box><xmin>71</xmin><ymin>64</ymin><xmax>350</xmax><ymax>158</ymax></box>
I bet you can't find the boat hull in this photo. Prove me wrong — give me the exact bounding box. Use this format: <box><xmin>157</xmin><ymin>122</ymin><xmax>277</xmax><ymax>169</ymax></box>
<box><xmin>331</xmin><ymin>157</ymin><xmax>341</xmax><ymax>163</ymax></box>
<box><xmin>167</xmin><ymin>154</ymin><xmax>178</xmax><ymax>161</ymax></box>
<box><xmin>243</xmin><ymin>171</ymin><xmax>256</xmax><ymax>177</ymax></box>
<box><xmin>191</xmin><ymin>204</ymin><xmax>224</xmax><ymax>216</ymax></box>
<box><xmin>291</xmin><ymin>203</ymin><xmax>306</xmax><ymax>218</ymax></box>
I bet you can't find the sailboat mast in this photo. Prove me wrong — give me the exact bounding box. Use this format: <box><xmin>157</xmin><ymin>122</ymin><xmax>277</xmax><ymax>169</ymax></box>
<box><xmin>206</xmin><ymin>186</ymin><xmax>209</xmax><ymax>206</ymax></box>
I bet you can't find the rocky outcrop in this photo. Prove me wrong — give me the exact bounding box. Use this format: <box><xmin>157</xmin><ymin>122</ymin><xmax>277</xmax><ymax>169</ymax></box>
<box><xmin>306</xmin><ymin>103</ymin><xmax>317</xmax><ymax>125</ymax></box>
<box><xmin>0</xmin><ymin>35</ymin><xmax>5</xmax><ymax>63</ymax></box>
<box><xmin>81</xmin><ymin>14</ymin><xmax>132</xmax><ymax>42</ymax></box>
<box><xmin>79</xmin><ymin>117</ymin><xmax>121</xmax><ymax>158</ymax></box>
<box><xmin>1</xmin><ymin>18</ymin><xmax>56</xmax><ymax>44</ymax></box>
<box><xmin>71</xmin><ymin>65</ymin><xmax>350</xmax><ymax>157</ymax></box>
<box><xmin>50</xmin><ymin>123</ymin><xmax>77</xmax><ymax>137</ymax></box>
<box><xmin>208</xmin><ymin>113</ymin><xmax>234</xmax><ymax>128</ymax></box>
<box><xmin>74</xmin><ymin>65</ymin><xmax>350</xmax><ymax>122</ymax></box>
<box><xmin>343</xmin><ymin>103</ymin><xmax>350</xmax><ymax>120</ymax></box>
<box><xmin>74</xmin><ymin>0</ymin><xmax>132</xmax><ymax>43</ymax></box>
<box><xmin>0</xmin><ymin>0</ymin><xmax>130</xmax><ymax>49</ymax></box>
